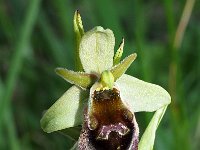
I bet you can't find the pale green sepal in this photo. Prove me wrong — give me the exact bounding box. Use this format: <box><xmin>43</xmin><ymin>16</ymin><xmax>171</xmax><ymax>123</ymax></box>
<box><xmin>116</xmin><ymin>74</ymin><xmax>171</xmax><ymax>112</ymax></box>
<box><xmin>58</xmin><ymin>126</ymin><xmax>81</xmax><ymax>141</ymax></box>
<box><xmin>40</xmin><ymin>86</ymin><xmax>89</xmax><ymax>133</ymax></box>
<box><xmin>111</xmin><ymin>53</ymin><xmax>137</xmax><ymax>81</ymax></box>
<box><xmin>55</xmin><ymin>68</ymin><xmax>98</xmax><ymax>89</ymax></box>
<box><xmin>74</xmin><ymin>10</ymin><xmax>84</xmax><ymax>71</ymax></box>
<box><xmin>79</xmin><ymin>26</ymin><xmax>115</xmax><ymax>74</ymax></box>
<box><xmin>70</xmin><ymin>142</ymin><xmax>78</xmax><ymax>150</ymax></box>
<box><xmin>138</xmin><ymin>106</ymin><xmax>168</xmax><ymax>150</ymax></box>
<box><xmin>113</xmin><ymin>38</ymin><xmax>124</xmax><ymax>65</ymax></box>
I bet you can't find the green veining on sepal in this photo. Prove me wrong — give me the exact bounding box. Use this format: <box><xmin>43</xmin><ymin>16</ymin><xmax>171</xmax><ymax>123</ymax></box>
<box><xmin>100</xmin><ymin>70</ymin><xmax>114</xmax><ymax>89</ymax></box>
<box><xmin>113</xmin><ymin>38</ymin><xmax>124</xmax><ymax>65</ymax></box>
<box><xmin>111</xmin><ymin>53</ymin><xmax>137</xmax><ymax>81</ymax></box>
<box><xmin>116</xmin><ymin>74</ymin><xmax>171</xmax><ymax>112</ymax></box>
<box><xmin>55</xmin><ymin>68</ymin><xmax>98</xmax><ymax>89</ymax></box>
<box><xmin>74</xmin><ymin>10</ymin><xmax>84</xmax><ymax>71</ymax></box>
<box><xmin>40</xmin><ymin>86</ymin><xmax>89</xmax><ymax>133</ymax></box>
<box><xmin>79</xmin><ymin>26</ymin><xmax>115</xmax><ymax>74</ymax></box>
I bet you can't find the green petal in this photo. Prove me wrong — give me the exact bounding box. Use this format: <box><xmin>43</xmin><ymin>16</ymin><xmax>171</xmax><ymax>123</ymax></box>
<box><xmin>40</xmin><ymin>86</ymin><xmax>89</xmax><ymax>133</ymax></box>
<box><xmin>74</xmin><ymin>10</ymin><xmax>84</xmax><ymax>38</ymax></box>
<box><xmin>138</xmin><ymin>106</ymin><xmax>167</xmax><ymax>150</ymax></box>
<box><xmin>111</xmin><ymin>53</ymin><xmax>137</xmax><ymax>81</ymax></box>
<box><xmin>79</xmin><ymin>26</ymin><xmax>115</xmax><ymax>74</ymax></box>
<box><xmin>55</xmin><ymin>68</ymin><xmax>98</xmax><ymax>89</ymax></box>
<box><xmin>113</xmin><ymin>38</ymin><xmax>124</xmax><ymax>65</ymax></box>
<box><xmin>116</xmin><ymin>74</ymin><xmax>171</xmax><ymax>112</ymax></box>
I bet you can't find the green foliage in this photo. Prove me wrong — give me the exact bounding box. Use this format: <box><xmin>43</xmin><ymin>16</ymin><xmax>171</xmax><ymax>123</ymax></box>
<box><xmin>0</xmin><ymin>0</ymin><xmax>199</xmax><ymax>149</ymax></box>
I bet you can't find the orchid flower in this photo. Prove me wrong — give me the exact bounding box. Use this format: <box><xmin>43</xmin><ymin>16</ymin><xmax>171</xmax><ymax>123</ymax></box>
<box><xmin>40</xmin><ymin>11</ymin><xmax>171</xmax><ymax>150</ymax></box>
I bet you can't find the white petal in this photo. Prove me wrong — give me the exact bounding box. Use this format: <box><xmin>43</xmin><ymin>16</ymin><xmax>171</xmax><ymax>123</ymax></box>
<box><xmin>40</xmin><ymin>86</ymin><xmax>88</xmax><ymax>133</ymax></box>
<box><xmin>79</xmin><ymin>26</ymin><xmax>115</xmax><ymax>74</ymax></box>
<box><xmin>116</xmin><ymin>74</ymin><xmax>171</xmax><ymax>112</ymax></box>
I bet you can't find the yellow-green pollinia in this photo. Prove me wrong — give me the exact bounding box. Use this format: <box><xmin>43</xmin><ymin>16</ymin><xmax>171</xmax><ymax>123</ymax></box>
<box><xmin>40</xmin><ymin>11</ymin><xmax>171</xmax><ymax>150</ymax></box>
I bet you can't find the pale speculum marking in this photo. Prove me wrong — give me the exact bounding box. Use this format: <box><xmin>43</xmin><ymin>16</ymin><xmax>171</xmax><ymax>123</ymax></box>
<box><xmin>97</xmin><ymin>123</ymin><xmax>130</xmax><ymax>140</ymax></box>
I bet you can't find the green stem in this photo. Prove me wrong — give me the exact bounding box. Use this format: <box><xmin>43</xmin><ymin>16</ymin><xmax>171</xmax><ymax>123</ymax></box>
<box><xmin>167</xmin><ymin>0</ymin><xmax>195</xmax><ymax>149</ymax></box>
<box><xmin>5</xmin><ymin>108</ymin><xmax>20</xmax><ymax>150</ymax></box>
<box><xmin>0</xmin><ymin>78</ymin><xmax>4</xmax><ymax>149</ymax></box>
<box><xmin>0</xmin><ymin>0</ymin><xmax>41</xmax><ymax>149</ymax></box>
<box><xmin>38</xmin><ymin>12</ymin><xmax>67</xmax><ymax>66</ymax></box>
<box><xmin>173</xmin><ymin>0</ymin><xmax>196</xmax><ymax>50</ymax></box>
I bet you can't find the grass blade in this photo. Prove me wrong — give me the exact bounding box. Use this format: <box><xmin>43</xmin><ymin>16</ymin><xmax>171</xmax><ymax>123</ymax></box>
<box><xmin>0</xmin><ymin>1</ymin><xmax>41</xmax><ymax>149</ymax></box>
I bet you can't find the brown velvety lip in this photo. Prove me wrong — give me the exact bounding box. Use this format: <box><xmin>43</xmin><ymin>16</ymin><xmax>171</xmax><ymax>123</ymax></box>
<box><xmin>87</xmin><ymin>88</ymin><xmax>137</xmax><ymax>150</ymax></box>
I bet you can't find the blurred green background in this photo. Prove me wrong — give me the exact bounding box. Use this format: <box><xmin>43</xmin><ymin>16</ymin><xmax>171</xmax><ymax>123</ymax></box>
<box><xmin>0</xmin><ymin>0</ymin><xmax>200</xmax><ymax>150</ymax></box>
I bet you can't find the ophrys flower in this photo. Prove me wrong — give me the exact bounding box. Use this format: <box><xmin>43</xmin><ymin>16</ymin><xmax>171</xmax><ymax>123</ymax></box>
<box><xmin>40</xmin><ymin>11</ymin><xmax>171</xmax><ymax>150</ymax></box>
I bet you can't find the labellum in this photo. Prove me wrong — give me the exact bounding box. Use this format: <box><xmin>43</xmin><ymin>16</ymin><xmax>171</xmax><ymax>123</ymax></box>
<box><xmin>78</xmin><ymin>72</ymin><xmax>139</xmax><ymax>150</ymax></box>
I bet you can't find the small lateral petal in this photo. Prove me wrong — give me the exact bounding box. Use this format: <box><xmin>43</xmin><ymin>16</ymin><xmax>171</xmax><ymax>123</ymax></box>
<box><xmin>40</xmin><ymin>86</ymin><xmax>89</xmax><ymax>133</ymax></box>
<box><xmin>55</xmin><ymin>68</ymin><xmax>98</xmax><ymax>89</ymax></box>
<box><xmin>113</xmin><ymin>38</ymin><xmax>124</xmax><ymax>65</ymax></box>
<box><xmin>111</xmin><ymin>53</ymin><xmax>137</xmax><ymax>81</ymax></box>
<box><xmin>116</xmin><ymin>74</ymin><xmax>171</xmax><ymax>112</ymax></box>
<box><xmin>79</xmin><ymin>26</ymin><xmax>115</xmax><ymax>74</ymax></box>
